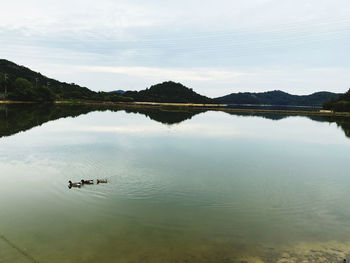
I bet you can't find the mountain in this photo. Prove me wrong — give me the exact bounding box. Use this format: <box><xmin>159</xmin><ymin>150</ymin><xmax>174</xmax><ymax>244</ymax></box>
<box><xmin>109</xmin><ymin>90</ymin><xmax>126</xmax><ymax>94</ymax></box>
<box><xmin>0</xmin><ymin>60</ymin><xmax>215</xmax><ymax>104</ymax></box>
<box><xmin>216</xmin><ymin>90</ymin><xmax>340</xmax><ymax>106</ymax></box>
<box><xmin>323</xmin><ymin>88</ymin><xmax>350</xmax><ymax>112</ymax></box>
<box><xmin>0</xmin><ymin>59</ymin><xmax>341</xmax><ymax>107</ymax></box>
<box><xmin>124</xmin><ymin>81</ymin><xmax>217</xmax><ymax>104</ymax></box>
<box><xmin>0</xmin><ymin>59</ymin><xmax>132</xmax><ymax>102</ymax></box>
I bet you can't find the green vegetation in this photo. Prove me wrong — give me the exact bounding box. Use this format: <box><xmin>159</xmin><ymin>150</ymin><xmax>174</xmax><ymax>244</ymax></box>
<box><xmin>216</xmin><ymin>90</ymin><xmax>339</xmax><ymax>106</ymax></box>
<box><xmin>0</xmin><ymin>60</ymin><xmax>133</xmax><ymax>102</ymax></box>
<box><xmin>0</xmin><ymin>60</ymin><xmax>216</xmax><ymax>104</ymax></box>
<box><xmin>9</xmin><ymin>78</ymin><xmax>56</xmax><ymax>101</ymax></box>
<box><xmin>124</xmin><ymin>81</ymin><xmax>217</xmax><ymax>104</ymax></box>
<box><xmin>323</xmin><ymin>89</ymin><xmax>350</xmax><ymax>112</ymax></box>
<box><xmin>0</xmin><ymin>59</ymin><xmax>342</xmax><ymax>107</ymax></box>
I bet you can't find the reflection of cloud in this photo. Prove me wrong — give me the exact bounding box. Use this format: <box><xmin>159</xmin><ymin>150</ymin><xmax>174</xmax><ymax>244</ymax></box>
<box><xmin>5</xmin><ymin>109</ymin><xmax>350</xmax><ymax>146</ymax></box>
<box><xmin>61</xmin><ymin>114</ymin><xmax>350</xmax><ymax>146</ymax></box>
<box><xmin>74</xmin><ymin>123</ymin><xmax>242</xmax><ymax>137</ymax></box>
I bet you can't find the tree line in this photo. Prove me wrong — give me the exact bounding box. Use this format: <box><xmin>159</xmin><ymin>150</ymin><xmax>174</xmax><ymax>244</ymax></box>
<box><xmin>0</xmin><ymin>66</ymin><xmax>133</xmax><ymax>102</ymax></box>
<box><xmin>323</xmin><ymin>89</ymin><xmax>350</xmax><ymax>112</ymax></box>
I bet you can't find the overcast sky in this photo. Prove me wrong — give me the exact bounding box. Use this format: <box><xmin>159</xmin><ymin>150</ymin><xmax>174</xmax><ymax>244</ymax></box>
<box><xmin>1</xmin><ymin>0</ymin><xmax>350</xmax><ymax>97</ymax></box>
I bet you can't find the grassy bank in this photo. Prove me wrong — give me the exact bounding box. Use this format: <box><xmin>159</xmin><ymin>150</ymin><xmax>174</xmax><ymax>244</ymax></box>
<box><xmin>56</xmin><ymin>100</ymin><xmax>350</xmax><ymax>117</ymax></box>
<box><xmin>1</xmin><ymin>99</ymin><xmax>350</xmax><ymax>117</ymax></box>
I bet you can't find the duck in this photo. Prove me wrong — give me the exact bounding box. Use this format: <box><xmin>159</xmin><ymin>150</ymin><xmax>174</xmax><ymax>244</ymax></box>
<box><xmin>97</xmin><ymin>179</ymin><xmax>107</xmax><ymax>184</ymax></box>
<box><xmin>68</xmin><ymin>181</ymin><xmax>82</xmax><ymax>188</ymax></box>
<box><xmin>81</xmin><ymin>179</ymin><xmax>94</xmax><ymax>185</ymax></box>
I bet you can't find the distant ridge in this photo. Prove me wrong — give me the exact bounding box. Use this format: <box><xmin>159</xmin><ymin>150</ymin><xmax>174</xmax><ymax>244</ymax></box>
<box><xmin>109</xmin><ymin>90</ymin><xmax>125</xmax><ymax>94</ymax></box>
<box><xmin>0</xmin><ymin>59</ymin><xmax>132</xmax><ymax>102</ymax></box>
<box><xmin>0</xmin><ymin>60</ymin><xmax>215</xmax><ymax>103</ymax></box>
<box><xmin>0</xmin><ymin>59</ymin><xmax>341</xmax><ymax>106</ymax></box>
<box><xmin>124</xmin><ymin>81</ymin><xmax>217</xmax><ymax>104</ymax></box>
<box><xmin>216</xmin><ymin>90</ymin><xmax>340</xmax><ymax>106</ymax></box>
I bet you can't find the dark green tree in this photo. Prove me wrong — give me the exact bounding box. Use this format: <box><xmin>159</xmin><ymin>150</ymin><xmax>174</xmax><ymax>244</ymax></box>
<box><xmin>11</xmin><ymin>77</ymin><xmax>35</xmax><ymax>100</ymax></box>
<box><xmin>36</xmin><ymin>85</ymin><xmax>56</xmax><ymax>101</ymax></box>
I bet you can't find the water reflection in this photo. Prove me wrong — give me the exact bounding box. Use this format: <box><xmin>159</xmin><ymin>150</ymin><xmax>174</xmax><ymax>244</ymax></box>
<box><xmin>1</xmin><ymin>104</ymin><xmax>350</xmax><ymax>262</ymax></box>
<box><xmin>309</xmin><ymin>115</ymin><xmax>350</xmax><ymax>138</ymax></box>
<box><xmin>0</xmin><ymin>104</ymin><xmax>203</xmax><ymax>138</ymax></box>
<box><xmin>0</xmin><ymin>104</ymin><xmax>350</xmax><ymax>139</ymax></box>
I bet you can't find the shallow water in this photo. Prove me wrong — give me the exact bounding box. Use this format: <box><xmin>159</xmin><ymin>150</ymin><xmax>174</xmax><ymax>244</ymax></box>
<box><xmin>1</xmin><ymin>105</ymin><xmax>350</xmax><ymax>262</ymax></box>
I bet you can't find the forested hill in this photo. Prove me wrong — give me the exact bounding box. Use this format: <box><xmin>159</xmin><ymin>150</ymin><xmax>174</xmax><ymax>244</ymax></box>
<box><xmin>0</xmin><ymin>59</ymin><xmax>341</xmax><ymax>106</ymax></box>
<box><xmin>0</xmin><ymin>59</ymin><xmax>132</xmax><ymax>102</ymax></box>
<box><xmin>323</xmin><ymin>89</ymin><xmax>350</xmax><ymax>112</ymax></box>
<box><xmin>216</xmin><ymin>90</ymin><xmax>339</xmax><ymax>106</ymax></box>
<box><xmin>0</xmin><ymin>60</ymin><xmax>216</xmax><ymax>104</ymax></box>
<box><xmin>124</xmin><ymin>81</ymin><xmax>216</xmax><ymax>104</ymax></box>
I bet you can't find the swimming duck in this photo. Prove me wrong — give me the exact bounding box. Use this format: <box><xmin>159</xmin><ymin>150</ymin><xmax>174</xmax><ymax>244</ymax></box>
<box><xmin>68</xmin><ymin>181</ymin><xmax>82</xmax><ymax>188</ymax></box>
<box><xmin>81</xmin><ymin>179</ymin><xmax>94</xmax><ymax>185</ymax></box>
<box><xmin>97</xmin><ymin>179</ymin><xmax>107</xmax><ymax>184</ymax></box>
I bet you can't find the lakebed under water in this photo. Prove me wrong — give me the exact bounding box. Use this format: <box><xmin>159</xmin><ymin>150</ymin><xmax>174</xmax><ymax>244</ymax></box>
<box><xmin>0</xmin><ymin>104</ymin><xmax>350</xmax><ymax>262</ymax></box>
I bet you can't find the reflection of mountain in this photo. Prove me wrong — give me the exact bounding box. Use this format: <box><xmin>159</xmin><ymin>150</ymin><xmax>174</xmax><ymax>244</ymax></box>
<box><xmin>123</xmin><ymin>108</ymin><xmax>204</xmax><ymax>125</ymax></box>
<box><xmin>0</xmin><ymin>104</ymin><xmax>204</xmax><ymax>137</ymax></box>
<box><xmin>335</xmin><ymin>120</ymin><xmax>350</xmax><ymax>138</ymax></box>
<box><xmin>0</xmin><ymin>104</ymin><xmax>95</xmax><ymax>137</ymax></box>
<box><xmin>223</xmin><ymin>111</ymin><xmax>290</xmax><ymax>121</ymax></box>
<box><xmin>1</xmin><ymin>104</ymin><xmax>350</xmax><ymax>139</ymax></box>
<box><xmin>223</xmin><ymin>111</ymin><xmax>350</xmax><ymax>138</ymax></box>
<box><xmin>307</xmin><ymin>115</ymin><xmax>350</xmax><ymax>138</ymax></box>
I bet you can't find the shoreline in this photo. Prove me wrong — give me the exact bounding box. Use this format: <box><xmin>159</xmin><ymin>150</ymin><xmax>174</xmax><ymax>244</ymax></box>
<box><xmin>1</xmin><ymin>100</ymin><xmax>350</xmax><ymax>117</ymax></box>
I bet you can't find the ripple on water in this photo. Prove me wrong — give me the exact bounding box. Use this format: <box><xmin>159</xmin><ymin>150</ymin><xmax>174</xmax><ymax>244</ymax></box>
<box><xmin>43</xmin><ymin>159</ymin><xmax>350</xmax><ymax>247</ymax></box>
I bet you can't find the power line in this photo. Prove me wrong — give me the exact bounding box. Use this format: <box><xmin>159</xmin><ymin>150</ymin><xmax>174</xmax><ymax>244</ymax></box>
<box><xmin>0</xmin><ymin>234</ymin><xmax>39</xmax><ymax>263</ymax></box>
<box><xmin>4</xmin><ymin>74</ymin><xmax>8</xmax><ymax>97</ymax></box>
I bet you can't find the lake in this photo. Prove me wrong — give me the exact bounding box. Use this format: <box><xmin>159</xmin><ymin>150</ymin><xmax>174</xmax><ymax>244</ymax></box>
<box><xmin>1</xmin><ymin>104</ymin><xmax>350</xmax><ymax>263</ymax></box>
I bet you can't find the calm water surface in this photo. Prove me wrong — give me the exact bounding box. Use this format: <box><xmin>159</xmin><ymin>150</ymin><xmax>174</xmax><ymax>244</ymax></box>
<box><xmin>1</xmin><ymin>105</ymin><xmax>350</xmax><ymax>262</ymax></box>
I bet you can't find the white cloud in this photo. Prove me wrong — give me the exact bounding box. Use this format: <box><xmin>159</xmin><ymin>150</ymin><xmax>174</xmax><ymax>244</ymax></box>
<box><xmin>69</xmin><ymin>65</ymin><xmax>350</xmax><ymax>96</ymax></box>
<box><xmin>0</xmin><ymin>0</ymin><xmax>350</xmax><ymax>95</ymax></box>
<box><xmin>1</xmin><ymin>0</ymin><xmax>350</xmax><ymax>33</ymax></box>
<box><xmin>76</xmin><ymin>66</ymin><xmax>248</xmax><ymax>82</ymax></box>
